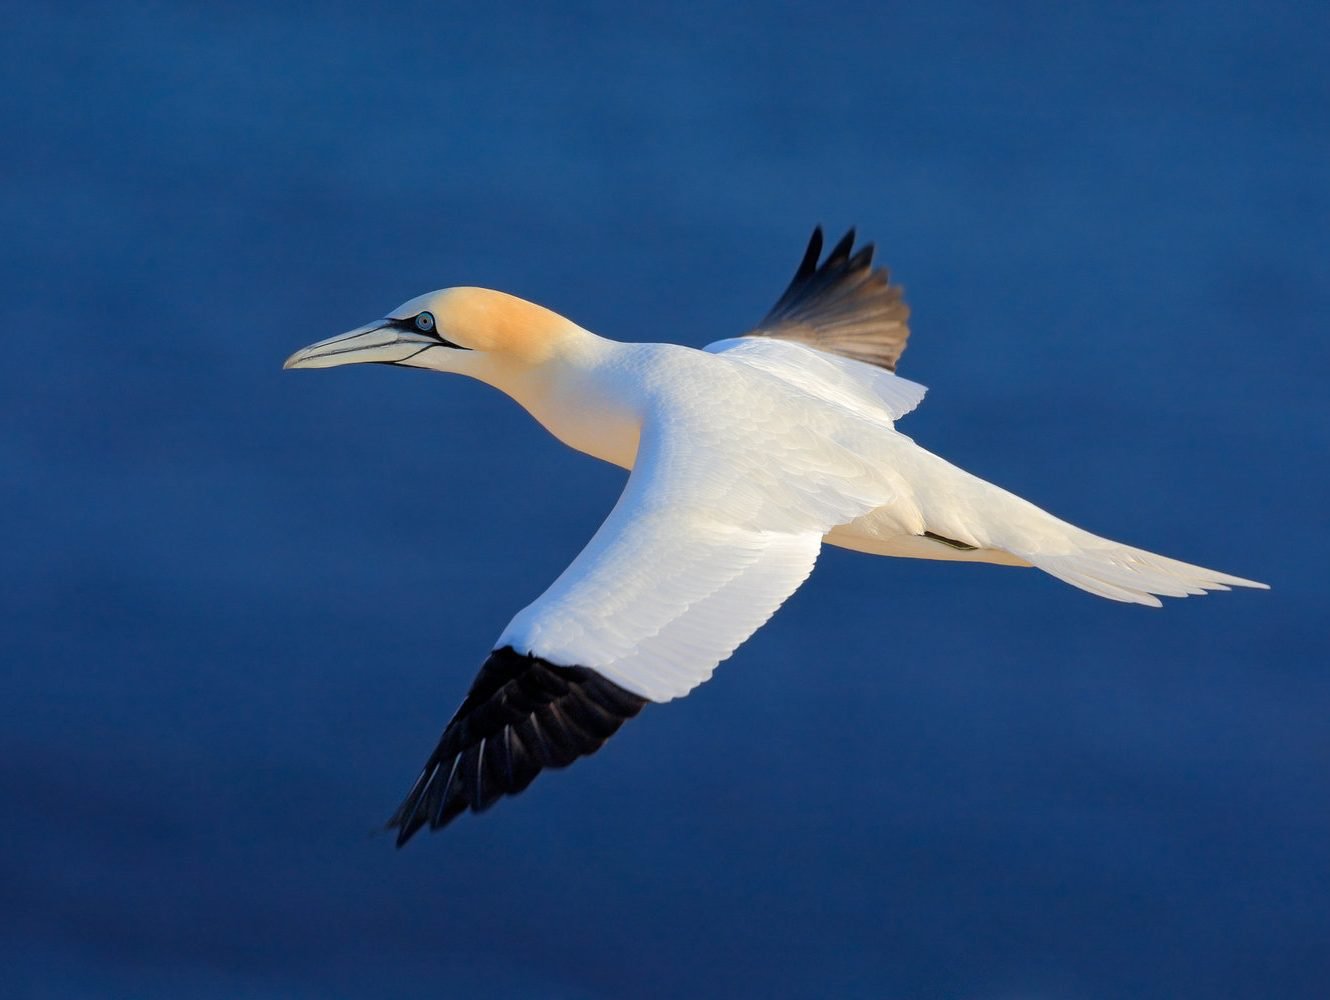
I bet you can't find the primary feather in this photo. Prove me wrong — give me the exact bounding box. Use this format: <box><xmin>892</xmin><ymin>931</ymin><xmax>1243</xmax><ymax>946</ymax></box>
<box><xmin>742</xmin><ymin>227</ymin><xmax>912</xmax><ymax>371</ymax></box>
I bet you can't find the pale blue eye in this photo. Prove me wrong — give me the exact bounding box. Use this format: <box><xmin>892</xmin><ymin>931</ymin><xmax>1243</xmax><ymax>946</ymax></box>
<box><xmin>415</xmin><ymin>312</ymin><xmax>435</xmax><ymax>333</ymax></box>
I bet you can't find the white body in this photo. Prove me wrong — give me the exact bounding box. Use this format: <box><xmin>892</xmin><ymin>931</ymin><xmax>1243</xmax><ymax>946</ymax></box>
<box><xmin>524</xmin><ymin>335</ymin><xmax>1034</xmax><ymax>566</ymax></box>
<box><xmin>285</xmin><ymin>267</ymin><xmax>1271</xmax><ymax>842</ymax></box>
<box><xmin>287</xmin><ymin>285</ymin><xmax>1266</xmax><ymax>706</ymax></box>
<box><xmin>470</xmin><ymin>325</ymin><xmax>1261</xmax><ymax>700</ymax></box>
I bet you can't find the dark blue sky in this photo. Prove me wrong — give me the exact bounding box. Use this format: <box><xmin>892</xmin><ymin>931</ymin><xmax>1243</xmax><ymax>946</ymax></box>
<box><xmin>3</xmin><ymin>3</ymin><xmax>1326</xmax><ymax>997</ymax></box>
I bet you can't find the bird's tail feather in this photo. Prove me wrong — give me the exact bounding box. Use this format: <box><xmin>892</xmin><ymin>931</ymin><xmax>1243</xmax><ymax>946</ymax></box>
<box><xmin>1023</xmin><ymin>541</ymin><xmax>1268</xmax><ymax>608</ymax></box>
<box><xmin>889</xmin><ymin>447</ymin><xmax>1268</xmax><ymax>606</ymax></box>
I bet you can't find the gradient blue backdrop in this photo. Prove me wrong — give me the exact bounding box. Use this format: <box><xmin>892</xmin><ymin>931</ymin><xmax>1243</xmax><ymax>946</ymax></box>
<box><xmin>3</xmin><ymin>3</ymin><xmax>1326</xmax><ymax>998</ymax></box>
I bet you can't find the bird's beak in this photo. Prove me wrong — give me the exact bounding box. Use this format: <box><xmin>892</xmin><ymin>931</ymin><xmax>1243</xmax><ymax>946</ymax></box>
<box><xmin>283</xmin><ymin>320</ymin><xmax>441</xmax><ymax>370</ymax></box>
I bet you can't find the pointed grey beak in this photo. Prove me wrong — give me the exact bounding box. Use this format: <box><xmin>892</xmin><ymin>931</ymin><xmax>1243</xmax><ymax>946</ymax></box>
<box><xmin>283</xmin><ymin>320</ymin><xmax>442</xmax><ymax>370</ymax></box>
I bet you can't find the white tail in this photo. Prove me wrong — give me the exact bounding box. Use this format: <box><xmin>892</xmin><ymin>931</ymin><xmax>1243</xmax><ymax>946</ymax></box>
<box><xmin>1024</xmin><ymin>541</ymin><xmax>1268</xmax><ymax>607</ymax></box>
<box><xmin>827</xmin><ymin>441</ymin><xmax>1269</xmax><ymax>607</ymax></box>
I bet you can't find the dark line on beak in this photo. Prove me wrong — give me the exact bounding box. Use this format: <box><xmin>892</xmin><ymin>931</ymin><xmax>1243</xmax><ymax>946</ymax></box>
<box><xmin>378</xmin><ymin>344</ymin><xmax>439</xmax><ymax>367</ymax></box>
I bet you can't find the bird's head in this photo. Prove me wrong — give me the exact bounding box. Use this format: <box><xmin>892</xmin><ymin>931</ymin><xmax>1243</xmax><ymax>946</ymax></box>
<box><xmin>283</xmin><ymin>287</ymin><xmax>574</xmax><ymax>378</ymax></box>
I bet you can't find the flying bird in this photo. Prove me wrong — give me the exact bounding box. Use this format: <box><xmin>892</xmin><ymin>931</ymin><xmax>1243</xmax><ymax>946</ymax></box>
<box><xmin>284</xmin><ymin>228</ymin><xmax>1267</xmax><ymax>845</ymax></box>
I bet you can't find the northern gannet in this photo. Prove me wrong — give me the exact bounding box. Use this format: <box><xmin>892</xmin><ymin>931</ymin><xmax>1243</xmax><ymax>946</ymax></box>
<box><xmin>284</xmin><ymin>228</ymin><xmax>1267</xmax><ymax>845</ymax></box>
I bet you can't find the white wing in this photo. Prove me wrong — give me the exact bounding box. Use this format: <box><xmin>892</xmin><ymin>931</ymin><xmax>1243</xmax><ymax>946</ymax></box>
<box><xmin>498</xmin><ymin>380</ymin><xmax>895</xmax><ymax>701</ymax></box>
<box><xmin>390</xmin><ymin>352</ymin><xmax>900</xmax><ymax>841</ymax></box>
<box><xmin>705</xmin><ymin>337</ymin><xmax>927</xmax><ymax>424</ymax></box>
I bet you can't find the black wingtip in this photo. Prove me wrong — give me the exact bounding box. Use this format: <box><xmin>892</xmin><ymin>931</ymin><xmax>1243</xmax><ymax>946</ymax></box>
<box><xmin>798</xmin><ymin>226</ymin><xmax>824</xmax><ymax>278</ymax></box>
<box><xmin>828</xmin><ymin>228</ymin><xmax>856</xmax><ymax>264</ymax></box>
<box><xmin>848</xmin><ymin>242</ymin><xmax>875</xmax><ymax>271</ymax></box>
<box><xmin>743</xmin><ymin>225</ymin><xmax>911</xmax><ymax>372</ymax></box>
<box><xmin>387</xmin><ymin>647</ymin><xmax>649</xmax><ymax>846</ymax></box>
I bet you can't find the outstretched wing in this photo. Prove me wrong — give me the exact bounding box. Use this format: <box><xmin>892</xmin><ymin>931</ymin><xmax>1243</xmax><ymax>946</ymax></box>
<box><xmin>389</xmin><ymin>380</ymin><xmax>895</xmax><ymax>844</ymax></box>
<box><xmin>386</xmin><ymin>646</ymin><xmax>649</xmax><ymax>840</ymax></box>
<box><xmin>705</xmin><ymin>336</ymin><xmax>928</xmax><ymax>425</ymax></box>
<box><xmin>740</xmin><ymin>226</ymin><xmax>912</xmax><ymax>372</ymax></box>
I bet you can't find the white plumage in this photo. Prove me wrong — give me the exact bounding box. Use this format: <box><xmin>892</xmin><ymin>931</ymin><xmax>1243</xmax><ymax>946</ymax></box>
<box><xmin>284</xmin><ymin>227</ymin><xmax>1267</xmax><ymax>844</ymax></box>
<box><xmin>500</xmin><ymin>345</ymin><xmax>894</xmax><ymax>701</ymax></box>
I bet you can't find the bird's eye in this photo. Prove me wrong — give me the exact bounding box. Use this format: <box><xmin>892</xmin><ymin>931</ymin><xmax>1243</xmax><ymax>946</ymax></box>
<box><xmin>415</xmin><ymin>312</ymin><xmax>435</xmax><ymax>333</ymax></box>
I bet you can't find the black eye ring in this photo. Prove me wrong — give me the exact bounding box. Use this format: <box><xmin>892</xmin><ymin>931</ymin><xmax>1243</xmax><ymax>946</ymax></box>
<box><xmin>415</xmin><ymin>312</ymin><xmax>435</xmax><ymax>333</ymax></box>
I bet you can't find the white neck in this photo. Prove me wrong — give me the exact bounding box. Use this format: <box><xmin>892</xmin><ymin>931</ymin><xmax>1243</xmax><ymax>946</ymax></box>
<box><xmin>409</xmin><ymin>325</ymin><xmax>644</xmax><ymax>469</ymax></box>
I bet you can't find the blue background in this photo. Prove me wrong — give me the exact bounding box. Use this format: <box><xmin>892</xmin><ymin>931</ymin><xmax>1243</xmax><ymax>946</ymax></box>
<box><xmin>3</xmin><ymin>3</ymin><xmax>1326</xmax><ymax>997</ymax></box>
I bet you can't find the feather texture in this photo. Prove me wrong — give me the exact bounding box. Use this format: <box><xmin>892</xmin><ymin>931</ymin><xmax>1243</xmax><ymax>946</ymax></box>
<box><xmin>388</xmin><ymin>646</ymin><xmax>647</xmax><ymax>845</ymax></box>
<box><xmin>742</xmin><ymin>226</ymin><xmax>912</xmax><ymax>372</ymax></box>
<box><xmin>499</xmin><ymin>357</ymin><xmax>900</xmax><ymax>702</ymax></box>
<box><xmin>705</xmin><ymin>337</ymin><xmax>927</xmax><ymax>423</ymax></box>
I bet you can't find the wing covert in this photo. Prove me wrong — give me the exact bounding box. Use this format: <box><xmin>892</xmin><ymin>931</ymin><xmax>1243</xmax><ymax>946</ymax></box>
<box><xmin>705</xmin><ymin>337</ymin><xmax>928</xmax><ymax>424</ymax></box>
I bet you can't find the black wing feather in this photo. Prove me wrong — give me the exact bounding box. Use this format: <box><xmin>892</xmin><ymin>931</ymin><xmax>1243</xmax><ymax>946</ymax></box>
<box><xmin>387</xmin><ymin>646</ymin><xmax>648</xmax><ymax>845</ymax></box>
<box><xmin>743</xmin><ymin>226</ymin><xmax>912</xmax><ymax>372</ymax></box>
